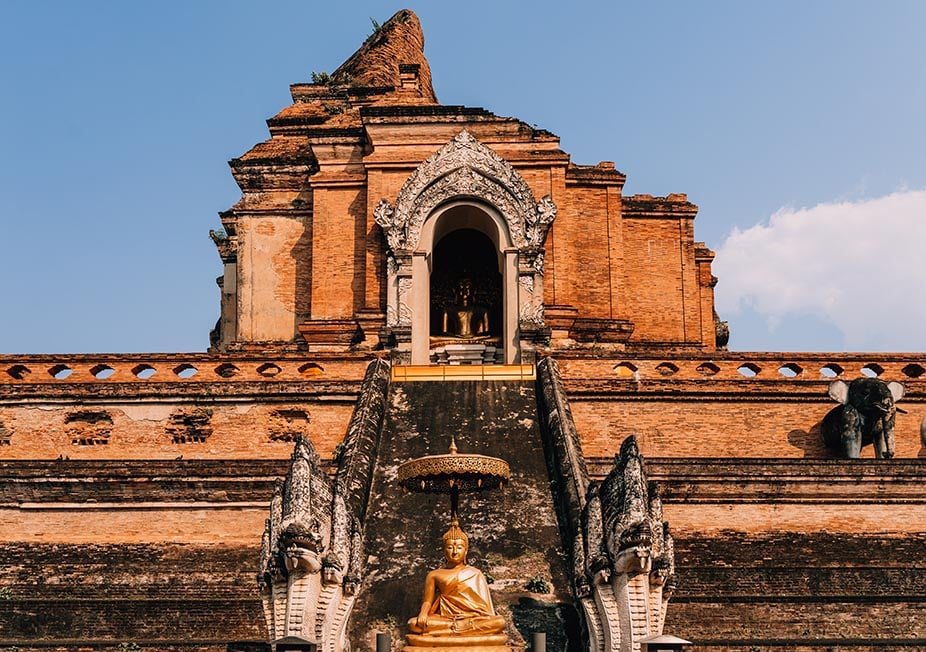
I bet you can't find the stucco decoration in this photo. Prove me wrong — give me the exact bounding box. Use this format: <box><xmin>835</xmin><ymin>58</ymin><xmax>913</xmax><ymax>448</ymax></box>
<box><xmin>533</xmin><ymin>251</ymin><xmax>545</xmax><ymax>275</ymax></box>
<box><xmin>530</xmin><ymin>196</ymin><xmax>558</xmax><ymax>248</ymax></box>
<box><xmin>260</xmin><ymin>437</ymin><xmax>354</xmax><ymax>647</ymax></box>
<box><xmin>536</xmin><ymin>358</ymin><xmax>676</xmax><ymax>652</ymax></box>
<box><xmin>584</xmin><ymin>437</ymin><xmax>676</xmax><ymax>652</ymax></box>
<box><xmin>377</xmin><ymin>130</ymin><xmax>557</xmax><ymax>254</ymax></box>
<box><xmin>377</xmin><ymin>131</ymin><xmax>557</xmax><ymax>352</ymax></box>
<box><xmin>259</xmin><ymin>360</ymin><xmax>391</xmax><ymax>651</ymax></box>
<box><xmin>374</xmin><ymin>199</ymin><xmax>406</xmax><ymax>252</ymax></box>
<box><xmin>397</xmin><ymin>276</ymin><xmax>414</xmax><ymax>326</ymax></box>
<box><xmin>519</xmin><ymin>275</ymin><xmax>543</xmax><ymax>326</ymax></box>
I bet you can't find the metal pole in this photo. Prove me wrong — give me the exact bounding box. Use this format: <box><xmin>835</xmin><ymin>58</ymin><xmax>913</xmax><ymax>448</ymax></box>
<box><xmin>376</xmin><ymin>632</ymin><xmax>391</xmax><ymax>652</ymax></box>
<box><xmin>532</xmin><ymin>632</ymin><xmax>546</xmax><ymax>652</ymax></box>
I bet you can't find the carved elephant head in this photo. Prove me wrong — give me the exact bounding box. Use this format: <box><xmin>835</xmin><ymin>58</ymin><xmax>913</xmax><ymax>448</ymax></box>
<box><xmin>821</xmin><ymin>377</ymin><xmax>904</xmax><ymax>459</ymax></box>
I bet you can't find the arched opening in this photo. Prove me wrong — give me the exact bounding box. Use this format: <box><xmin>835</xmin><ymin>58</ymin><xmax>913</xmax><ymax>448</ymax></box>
<box><xmin>412</xmin><ymin>201</ymin><xmax>519</xmax><ymax>365</ymax></box>
<box><xmin>378</xmin><ymin>131</ymin><xmax>556</xmax><ymax>366</ymax></box>
<box><xmin>429</xmin><ymin>229</ymin><xmax>502</xmax><ymax>340</ymax></box>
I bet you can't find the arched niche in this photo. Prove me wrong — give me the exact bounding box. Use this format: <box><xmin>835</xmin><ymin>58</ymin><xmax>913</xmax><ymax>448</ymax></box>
<box><xmin>374</xmin><ymin>130</ymin><xmax>557</xmax><ymax>365</ymax></box>
<box><xmin>413</xmin><ymin>201</ymin><xmax>518</xmax><ymax>364</ymax></box>
<box><xmin>429</xmin><ymin>230</ymin><xmax>501</xmax><ymax>338</ymax></box>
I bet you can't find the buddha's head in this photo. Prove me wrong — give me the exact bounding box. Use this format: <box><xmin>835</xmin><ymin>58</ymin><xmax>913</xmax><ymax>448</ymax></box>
<box><xmin>441</xmin><ymin>518</ymin><xmax>469</xmax><ymax>566</ymax></box>
<box><xmin>455</xmin><ymin>278</ymin><xmax>474</xmax><ymax>306</ymax></box>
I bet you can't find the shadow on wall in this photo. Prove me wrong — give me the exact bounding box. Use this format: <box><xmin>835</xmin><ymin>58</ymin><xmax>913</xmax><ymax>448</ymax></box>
<box><xmin>510</xmin><ymin>598</ymin><xmax>582</xmax><ymax>652</ymax></box>
<box><xmin>787</xmin><ymin>423</ymin><xmax>836</xmax><ymax>458</ymax></box>
<box><xmin>791</xmin><ymin>414</ymin><xmax>926</xmax><ymax>458</ymax></box>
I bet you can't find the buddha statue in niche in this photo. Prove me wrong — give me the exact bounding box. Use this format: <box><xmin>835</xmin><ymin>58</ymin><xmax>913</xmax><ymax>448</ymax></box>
<box><xmin>431</xmin><ymin>278</ymin><xmax>499</xmax><ymax>347</ymax></box>
<box><xmin>442</xmin><ymin>278</ymin><xmax>490</xmax><ymax>338</ymax></box>
<box><xmin>405</xmin><ymin>519</ymin><xmax>508</xmax><ymax>651</ymax></box>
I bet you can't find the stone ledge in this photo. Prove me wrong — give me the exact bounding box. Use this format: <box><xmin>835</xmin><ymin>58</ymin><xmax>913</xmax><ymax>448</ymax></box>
<box><xmin>8</xmin><ymin>501</ymin><xmax>268</xmax><ymax>510</ymax></box>
<box><xmin>0</xmin><ymin>459</ymin><xmax>305</xmax><ymax>503</ymax></box>
<box><xmin>0</xmin><ymin>353</ymin><xmax>372</xmax><ymax>386</ymax></box>
<box><xmin>586</xmin><ymin>458</ymin><xmax>926</xmax><ymax>503</ymax></box>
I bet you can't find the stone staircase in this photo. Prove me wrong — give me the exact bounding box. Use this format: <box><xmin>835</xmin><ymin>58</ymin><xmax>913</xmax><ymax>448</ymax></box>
<box><xmin>347</xmin><ymin>378</ymin><xmax>580</xmax><ymax>652</ymax></box>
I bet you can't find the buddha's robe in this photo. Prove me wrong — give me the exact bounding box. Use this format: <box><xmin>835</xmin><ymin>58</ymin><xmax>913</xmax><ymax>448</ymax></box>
<box><xmin>409</xmin><ymin>564</ymin><xmax>505</xmax><ymax>635</ymax></box>
<box><xmin>432</xmin><ymin>565</ymin><xmax>494</xmax><ymax>619</ymax></box>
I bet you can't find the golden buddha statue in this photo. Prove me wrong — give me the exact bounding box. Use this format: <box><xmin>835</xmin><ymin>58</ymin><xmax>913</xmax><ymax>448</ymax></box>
<box><xmin>405</xmin><ymin>519</ymin><xmax>508</xmax><ymax>651</ymax></box>
<box><xmin>440</xmin><ymin>279</ymin><xmax>490</xmax><ymax>339</ymax></box>
<box><xmin>430</xmin><ymin>279</ymin><xmax>502</xmax><ymax>357</ymax></box>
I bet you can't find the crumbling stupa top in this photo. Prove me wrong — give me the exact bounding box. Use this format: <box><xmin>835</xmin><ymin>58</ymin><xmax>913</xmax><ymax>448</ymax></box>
<box><xmin>233</xmin><ymin>10</ymin><xmax>443</xmax><ymax>168</ymax></box>
<box><xmin>330</xmin><ymin>9</ymin><xmax>437</xmax><ymax>103</ymax></box>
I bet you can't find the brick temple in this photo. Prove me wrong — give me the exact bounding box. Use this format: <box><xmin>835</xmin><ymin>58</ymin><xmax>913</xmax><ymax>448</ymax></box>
<box><xmin>1</xmin><ymin>10</ymin><xmax>924</xmax><ymax>652</ymax></box>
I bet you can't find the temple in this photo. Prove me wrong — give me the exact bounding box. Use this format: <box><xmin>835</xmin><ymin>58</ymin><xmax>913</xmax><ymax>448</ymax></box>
<box><xmin>1</xmin><ymin>10</ymin><xmax>925</xmax><ymax>652</ymax></box>
<box><xmin>209</xmin><ymin>12</ymin><xmax>718</xmax><ymax>364</ymax></box>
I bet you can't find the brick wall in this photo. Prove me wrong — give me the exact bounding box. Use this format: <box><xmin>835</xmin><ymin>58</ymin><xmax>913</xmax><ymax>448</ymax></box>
<box><xmin>666</xmin><ymin>532</ymin><xmax>926</xmax><ymax>650</ymax></box>
<box><xmin>553</xmin><ymin>184</ymin><xmax>613</xmax><ymax>319</ymax></box>
<box><xmin>556</xmin><ymin>353</ymin><xmax>926</xmax><ymax>459</ymax></box>
<box><xmin>0</xmin><ymin>463</ymin><xmax>275</xmax><ymax>648</ymax></box>
<box><xmin>599</xmin><ymin>459</ymin><xmax>926</xmax><ymax>650</ymax></box>
<box><xmin>236</xmin><ymin>216</ymin><xmax>312</xmax><ymax>342</ymax></box>
<box><xmin>621</xmin><ymin>218</ymin><xmax>688</xmax><ymax>342</ymax></box>
<box><xmin>0</xmin><ymin>460</ymin><xmax>289</xmax><ymax>545</ymax></box>
<box><xmin>0</xmin><ymin>354</ymin><xmax>370</xmax><ymax>460</ymax></box>
<box><xmin>4</xmin><ymin>457</ymin><xmax>923</xmax><ymax>650</ymax></box>
<box><xmin>308</xmin><ymin>184</ymin><xmax>367</xmax><ymax>319</ymax></box>
<box><xmin>0</xmin><ymin>543</ymin><xmax>265</xmax><ymax>650</ymax></box>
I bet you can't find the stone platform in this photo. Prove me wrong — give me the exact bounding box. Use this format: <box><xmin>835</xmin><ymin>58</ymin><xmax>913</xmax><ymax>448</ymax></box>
<box><xmin>430</xmin><ymin>343</ymin><xmax>504</xmax><ymax>365</ymax></box>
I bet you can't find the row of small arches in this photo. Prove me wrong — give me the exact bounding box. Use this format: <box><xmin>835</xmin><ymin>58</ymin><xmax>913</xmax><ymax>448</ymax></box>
<box><xmin>612</xmin><ymin>361</ymin><xmax>926</xmax><ymax>379</ymax></box>
<box><xmin>8</xmin><ymin>359</ymin><xmax>924</xmax><ymax>381</ymax></box>
<box><xmin>5</xmin><ymin>362</ymin><xmax>325</xmax><ymax>381</ymax></box>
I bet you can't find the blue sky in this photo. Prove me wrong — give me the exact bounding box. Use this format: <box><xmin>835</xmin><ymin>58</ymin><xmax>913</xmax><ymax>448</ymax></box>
<box><xmin>1</xmin><ymin>2</ymin><xmax>924</xmax><ymax>353</ymax></box>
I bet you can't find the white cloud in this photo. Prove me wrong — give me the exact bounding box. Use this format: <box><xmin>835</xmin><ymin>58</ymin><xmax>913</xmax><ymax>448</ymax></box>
<box><xmin>713</xmin><ymin>189</ymin><xmax>926</xmax><ymax>352</ymax></box>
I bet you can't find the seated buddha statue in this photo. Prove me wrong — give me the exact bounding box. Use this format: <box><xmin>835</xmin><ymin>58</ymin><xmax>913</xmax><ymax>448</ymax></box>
<box><xmin>405</xmin><ymin>519</ymin><xmax>508</xmax><ymax>650</ymax></box>
<box><xmin>430</xmin><ymin>279</ymin><xmax>501</xmax><ymax>353</ymax></box>
<box><xmin>441</xmin><ymin>278</ymin><xmax>490</xmax><ymax>339</ymax></box>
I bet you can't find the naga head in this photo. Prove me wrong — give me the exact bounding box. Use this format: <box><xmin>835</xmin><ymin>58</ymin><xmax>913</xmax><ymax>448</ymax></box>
<box><xmin>281</xmin><ymin>520</ymin><xmax>325</xmax><ymax>574</ymax></box>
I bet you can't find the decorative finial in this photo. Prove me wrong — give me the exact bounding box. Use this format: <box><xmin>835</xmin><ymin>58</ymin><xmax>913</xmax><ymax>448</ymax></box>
<box><xmin>449</xmin><ymin>435</ymin><xmax>458</xmax><ymax>455</ymax></box>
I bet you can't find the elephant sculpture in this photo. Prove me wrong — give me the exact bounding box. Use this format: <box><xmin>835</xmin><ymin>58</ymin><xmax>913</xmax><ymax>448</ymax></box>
<box><xmin>821</xmin><ymin>377</ymin><xmax>904</xmax><ymax>459</ymax></box>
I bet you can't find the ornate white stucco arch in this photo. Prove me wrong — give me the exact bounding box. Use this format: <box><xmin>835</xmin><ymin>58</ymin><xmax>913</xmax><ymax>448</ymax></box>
<box><xmin>374</xmin><ymin>130</ymin><xmax>557</xmax><ymax>364</ymax></box>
